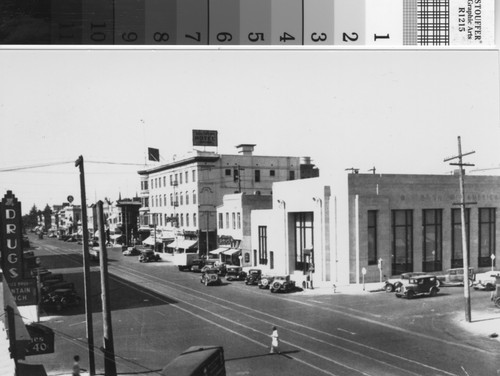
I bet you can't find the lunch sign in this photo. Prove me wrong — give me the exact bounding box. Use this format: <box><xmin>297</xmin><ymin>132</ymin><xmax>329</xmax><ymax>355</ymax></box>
<box><xmin>0</xmin><ymin>191</ymin><xmax>37</xmax><ymax>306</ymax></box>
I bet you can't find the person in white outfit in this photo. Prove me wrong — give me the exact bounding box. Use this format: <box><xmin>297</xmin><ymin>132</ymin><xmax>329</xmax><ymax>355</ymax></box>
<box><xmin>270</xmin><ymin>326</ymin><xmax>280</xmax><ymax>354</ymax></box>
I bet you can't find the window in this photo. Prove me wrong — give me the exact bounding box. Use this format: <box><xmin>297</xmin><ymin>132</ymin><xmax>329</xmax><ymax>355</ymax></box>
<box><xmin>258</xmin><ymin>226</ymin><xmax>268</xmax><ymax>264</ymax></box>
<box><xmin>163</xmin><ymin>176</ymin><xmax>166</xmax><ymax>186</ymax></box>
<box><xmin>367</xmin><ymin>211</ymin><xmax>377</xmax><ymax>265</ymax></box>
<box><xmin>186</xmin><ymin>214</ymin><xmax>190</xmax><ymax>227</ymax></box>
<box><xmin>479</xmin><ymin>208</ymin><xmax>496</xmax><ymax>267</ymax></box>
<box><xmin>226</xmin><ymin>213</ymin><xmax>229</xmax><ymax>229</ymax></box>
<box><xmin>192</xmin><ymin>170</ymin><xmax>196</xmax><ymax>182</ymax></box>
<box><xmin>159</xmin><ymin>215</ymin><xmax>163</xmax><ymax>226</ymax></box>
<box><xmin>192</xmin><ymin>191</ymin><xmax>197</xmax><ymax>205</ymax></box>
<box><xmin>170</xmin><ymin>194</ymin><xmax>173</xmax><ymax>206</ymax></box>
<box><xmin>150</xmin><ymin>179</ymin><xmax>153</xmax><ymax>189</ymax></box>
<box><xmin>294</xmin><ymin>212</ymin><xmax>314</xmax><ymax>271</ymax></box>
<box><xmin>185</xmin><ymin>171</ymin><xmax>188</xmax><ymax>183</ymax></box>
<box><xmin>180</xmin><ymin>214</ymin><xmax>184</xmax><ymax>227</ymax></box>
<box><xmin>218</xmin><ymin>213</ymin><xmax>223</xmax><ymax>229</ymax></box>
<box><xmin>225</xmin><ymin>169</ymin><xmax>231</xmax><ymax>176</ymax></box>
<box><xmin>179</xmin><ymin>172</ymin><xmax>183</xmax><ymax>184</ymax></box>
<box><xmin>163</xmin><ymin>194</ymin><xmax>167</xmax><ymax>206</ymax></box>
<box><xmin>451</xmin><ymin>208</ymin><xmax>470</xmax><ymax>268</ymax></box>
<box><xmin>270</xmin><ymin>170</ymin><xmax>275</xmax><ymax>177</ymax></box>
<box><xmin>158</xmin><ymin>177</ymin><xmax>161</xmax><ymax>188</ymax></box>
<box><xmin>193</xmin><ymin>213</ymin><xmax>197</xmax><ymax>227</ymax></box>
<box><xmin>185</xmin><ymin>191</ymin><xmax>189</xmax><ymax>205</ymax></box>
<box><xmin>422</xmin><ymin>209</ymin><xmax>442</xmax><ymax>272</ymax></box>
<box><xmin>289</xmin><ymin>171</ymin><xmax>295</xmax><ymax>180</ymax></box>
<box><xmin>180</xmin><ymin>193</ymin><xmax>183</xmax><ymax>206</ymax></box>
<box><xmin>255</xmin><ymin>170</ymin><xmax>260</xmax><ymax>182</ymax></box>
<box><xmin>170</xmin><ymin>175</ymin><xmax>173</xmax><ymax>185</ymax></box>
<box><xmin>232</xmin><ymin>213</ymin><xmax>236</xmax><ymax>229</ymax></box>
<box><xmin>237</xmin><ymin>213</ymin><xmax>241</xmax><ymax>229</ymax></box>
<box><xmin>392</xmin><ymin>210</ymin><xmax>413</xmax><ymax>275</ymax></box>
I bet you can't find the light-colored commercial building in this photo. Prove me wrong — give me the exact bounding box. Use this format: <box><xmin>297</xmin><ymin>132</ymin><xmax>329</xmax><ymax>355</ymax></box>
<box><xmin>137</xmin><ymin>144</ymin><xmax>319</xmax><ymax>253</ymax></box>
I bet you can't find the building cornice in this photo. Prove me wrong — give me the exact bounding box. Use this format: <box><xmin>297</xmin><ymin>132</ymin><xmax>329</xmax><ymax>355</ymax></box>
<box><xmin>137</xmin><ymin>155</ymin><xmax>221</xmax><ymax>175</ymax></box>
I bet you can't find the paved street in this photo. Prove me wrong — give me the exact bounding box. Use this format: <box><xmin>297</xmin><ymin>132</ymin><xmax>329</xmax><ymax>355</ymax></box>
<box><xmin>19</xmin><ymin>234</ymin><xmax>500</xmax><ymax>376</ymax></box>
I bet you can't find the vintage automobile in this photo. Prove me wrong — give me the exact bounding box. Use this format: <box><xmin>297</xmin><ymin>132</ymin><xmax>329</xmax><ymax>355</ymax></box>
<box><xmin>245</xmin><ymin>269</ymin><xmax>262</xmax><ymax>285</ymax></box>
<box><xmin>395</xmin><ymin>275</ymin><xmax>440</xmax><ymax>299</ymax></box>
<box><xmin>41</xmin><ymin>288</ymin><xmax>81</xmax><ymax>312</ymax></box>
<box><xmin>122</xmin><ymin>246</ymin><xmax>142</xmax><ymax>256</ymax></box>
<box><xmin>138</xmin><ymin>249</ymin><xmax>161</xmax><ymax>263</ymax></box>
<box><xmin>225</xmin><ymin>266</ymin><xmax>247</xmax><ymax>281</ymax></box>
<box><xmin>41</xmin><ymin>281</ymin><xmax>76</xmax><ymax>297</ymax></box>
<box><xmin>270</xmin><ymin>276</ymin><xmax>296</xmax><ymax>293</ymax></box>
<box><xmin>190</xmin><ymin>259</ymin><xmax>206</xmax><ymax>273</ymax></box>
<box><xmin>258</xmin><ymin>275</ymin><xmax>276</xmax><ymax>289</ymax></box>
<box><xmin>200</xmin><ymin>260</ymin><xmax>227</xmax><ymax>276</ymax></box>
<box><xmin>384</xmin><ymin>272</ymin><xmax>428</xmax><ymax>292</ymax></box>
<box><xmin>437</xmin><ymin>267</ymin><xmax>475</xmax><ymax>287</ymax></box>
<box><xmin>200</xmin><ymin>268</ymin><xmax>222</xmax><ymax>286</ymax></box>
<box><xmin>473</xmin><ymin>270</ymin><xmax>500</xmax><ymax>291</ymax></box>
<box><xmin>89</xmin><ymin>248</ymin><xmax>100</xmax><ymax>262</ymax></box>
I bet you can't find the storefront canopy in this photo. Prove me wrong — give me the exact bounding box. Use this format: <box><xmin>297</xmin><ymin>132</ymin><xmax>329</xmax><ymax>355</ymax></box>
<box><xmin>167</xmin><ymin>239</ymin><xmax>198</xmax><ymax>249</ymax></box>
<box><xmin>209</xmin><ymin>247</ymin><xmax>229</xmax><ymax>255</ymax></box>
<box><xmin>223</xmin><ymin>248</ymin><xmax>241</xmax><ymax>256</ymax></box>
<box><xmin>143</xmin><ymin>236</ymin><xmax>162</xmax><ymax>245</ymax></box>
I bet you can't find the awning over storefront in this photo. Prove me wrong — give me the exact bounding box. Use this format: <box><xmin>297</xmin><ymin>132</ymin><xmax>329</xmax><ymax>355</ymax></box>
<box><xmin>209</xmin><ymin>247</ymin><xmax>229</xmax><ymax>255</ymax></box>
<box><xmin>223</xmin><ymin>248</ymin><xmax>241</xmax><ymax>256</ymax></box>
<box><xmin>167</xmin><ymin>239</ymin><xmax>198</xmax><ymax>249</ymax></box>
<box><xmin>143</xmin><ymin>236</ymin><xmax>162</xmax><ymax>245</ymax></box>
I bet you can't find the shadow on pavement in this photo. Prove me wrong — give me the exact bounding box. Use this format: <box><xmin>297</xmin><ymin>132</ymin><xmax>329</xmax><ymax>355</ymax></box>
<box><xmin>226</xmin><ymin>350</ymin><xmax>299</xmax><ymax>362</ymax></box>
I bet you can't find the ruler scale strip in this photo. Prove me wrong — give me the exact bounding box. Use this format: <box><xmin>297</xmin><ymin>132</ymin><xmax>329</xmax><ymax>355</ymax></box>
<box><xmin>0</xmin><ymin>0</ymin><xmax>494</xmax><ymax>46</ymax></box>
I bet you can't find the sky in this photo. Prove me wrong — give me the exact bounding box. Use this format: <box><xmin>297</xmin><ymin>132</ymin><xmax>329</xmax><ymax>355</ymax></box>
<box><xmin>0</xmin><ymin>47</ymin><xmax>499</xmax><ymax>214</ymax></box>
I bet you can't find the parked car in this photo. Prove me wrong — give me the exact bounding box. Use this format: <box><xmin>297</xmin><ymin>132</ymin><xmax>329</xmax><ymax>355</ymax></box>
<box><xmin>139</xmin><ymin>249</ymin><xmax>161</xmax><ymax>263</ymax></box>
<box><xmin>395</xmin><ymin>275</ymin><xmax>440</xmax><ymax>299</ymax></box>
<box><xmin>41</xmin><ymin>288</ymin><xmax>81</xmax><ymax>312</ymax></box>
<box><xmin>89</xmin><ymin>247</ymin><xmax>100</xmax><ymax>261</ymax></box>
<box><xmin>270</xmin><ymin>276</ymin><xmax>296</xmax><ymax>293</ymax></box>
<box><xmin>123</xmin><ymin>246</ymin><xmax>142</xmax><ymax>256</ymax></box>
<box><xmin>245</xmin><ymin>269</ymin><xmax>262</xmax><ymax>285</ymax></box>
<box><xmin>225</xmin><ymin>266</ymin><xmax>247</xmax><ymax>281</ymax></box>
<box><xmin>200</xmin><ymin>268</ymin><xmax>222</xmax><ymax>286</ymax></box>
<box><xmin>437</xmin><ymin>267</ymin><xmax>475</xmax><ymax>287</ymax></box>
<box><xmin>201</xmin><ymin>260</ymin><xmax>226</xmax><ymax>276</ymax></box>
<box><xmin>385</xmin><ymin>272</ymin><xmax>428</xmax><ymax>292</ymax></box>
<box><xmin>258</xmin><ymin>275</ymin><xmax>275</xmax><ymax>289</ymax></box>
<box><xmin>473</xmin><ymin>270</ymin><xmax>500</xmax><ymax>291</ymax></box>
<box><xmin>190</xmin><ymin>259</ymin><xmax>206</xmax><ymax>273</ymax></box>
<box><xmin>41</xmin><ymin>281</ymin><xmax>76</xmax><ymax>297</ymax></box>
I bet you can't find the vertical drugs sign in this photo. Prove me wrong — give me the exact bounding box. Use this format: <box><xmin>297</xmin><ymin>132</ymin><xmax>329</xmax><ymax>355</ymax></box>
<box><xmin>1</xmin><ymin>191</ymin><xmax>24</xmax><ymax>283</ymax></box>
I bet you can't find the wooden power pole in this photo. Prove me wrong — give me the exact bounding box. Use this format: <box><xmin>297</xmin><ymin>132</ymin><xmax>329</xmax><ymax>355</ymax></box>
<box><xmin>97</xmin><ymin>201</ymin><xmax>117</xmax><ymax>376</ymax></box>
<box><xmin>75</xmin><ymin>155</ymin><xmax>96</xmax><ymax>375</ymax></box>
<box><xmin>444</xmin><ymin>136</ymin><xmax>476</xmax><ymax>323</ymax></box>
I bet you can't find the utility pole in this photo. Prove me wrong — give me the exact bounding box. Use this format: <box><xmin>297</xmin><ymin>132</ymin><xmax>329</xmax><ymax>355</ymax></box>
<box><xmin>444</xmin><ymin>136</ymin><xmax>476</xmax><ymax>323</ymax></box>
<box><xmin>97</xmin><ymin>201</ymin><xmax>117</xmax><ymax>376</ymax></box>
<box><xmin>198</xmin><ymin>205</ymin><xmax>214</xmax><ymax>258</ymax></box>
<box><xmin>75</xmin><ymin>155</ymin><xmax>96</xmax><ymax>375</ymax></box>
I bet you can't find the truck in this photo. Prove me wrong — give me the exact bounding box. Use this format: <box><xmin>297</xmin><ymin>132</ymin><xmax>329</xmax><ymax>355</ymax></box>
<box><xmin>173</xmin><ymin>250</ymin><xmax>199</xmax><ymax>271</ymax></box>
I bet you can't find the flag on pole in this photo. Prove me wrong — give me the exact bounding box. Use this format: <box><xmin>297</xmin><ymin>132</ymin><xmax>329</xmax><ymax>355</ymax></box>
<box><xmin>148</xmin><ymin>148</ymin><xmax>160</xmax><ymax>162</ymax></box>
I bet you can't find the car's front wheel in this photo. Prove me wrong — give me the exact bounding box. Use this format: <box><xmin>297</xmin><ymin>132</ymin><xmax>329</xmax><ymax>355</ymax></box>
<box><xmin>385</xmin><ymin>284</ymin><xmax>394</xmax><ymax>293</ymax></box>
<box><xmin>429</xmin><ymin>287</ymin><xmax>438</xmax><ymax>297</ymax></box>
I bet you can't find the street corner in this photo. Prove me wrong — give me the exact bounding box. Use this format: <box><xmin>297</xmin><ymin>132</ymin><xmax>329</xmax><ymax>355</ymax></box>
<box><xmin>453</xmin><ymin>312</ymin><xmax>500</xmax><ymax>341</ymax></box>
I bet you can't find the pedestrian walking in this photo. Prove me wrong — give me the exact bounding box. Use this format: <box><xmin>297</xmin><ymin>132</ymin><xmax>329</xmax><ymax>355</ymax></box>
<box><xmin>270</xmin><ymin>326</ymin><xmax>280</xmax><ymax>354</ymax></box>
<box><xmin>72</xmin><ymin>355</ymin><xmax>81</xmax><ymax>376</ymax></box>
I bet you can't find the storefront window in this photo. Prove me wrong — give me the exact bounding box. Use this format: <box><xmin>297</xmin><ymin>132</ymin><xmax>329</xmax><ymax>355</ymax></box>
<box><xmin>451</xmin><ymin>208</ymin><xmax>470</xmax><ymax>268</ymax></box>
<box><xmin>258</xmin><ymin>226</ymin><xmax>268</xmax><ymax>264</ymax></box>
<box><xmin>423</xmin><ymin>209</ymin><xmax>442</xmax><ymax>272</ymax></box>
<box><xmin>367</xmin><ymin>211</ymin><xmax>377</xmax><ymax>265</ymax></box>
<box><xmin>479</xmin><ymin>208</ymin><xmax>496</xmax><ymax>267</ymax></box>
<box><xmin>391</xmin><ymin>210</ymin><xmax>413</xmax><ymax>275</ymax></box>
<box><xmin>294</xmin><ymin>212</ymin><xmax>314</xmax><ymax>272</ymax></box>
